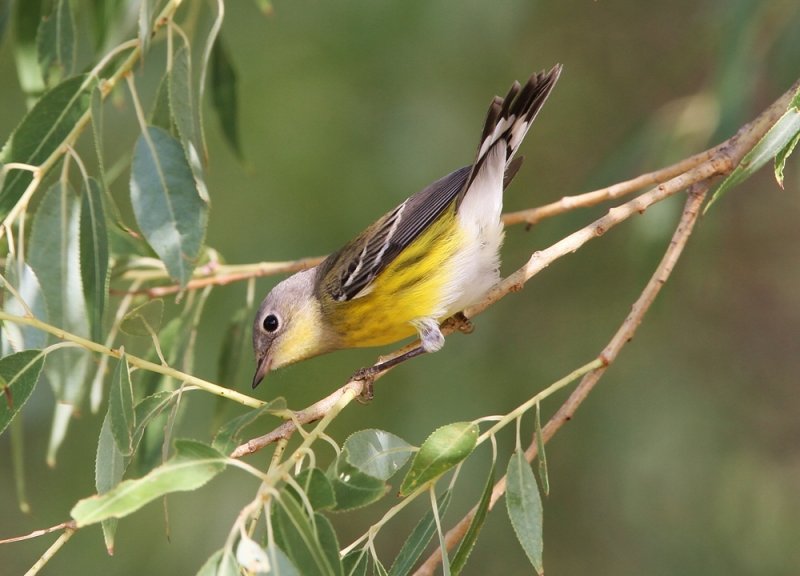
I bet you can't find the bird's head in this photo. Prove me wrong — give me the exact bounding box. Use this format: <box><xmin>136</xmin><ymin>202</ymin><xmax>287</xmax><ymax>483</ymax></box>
<box><xmin>251</xmin><ymin>268</ymin><xmax>329</xmax><ymax>388</ymax></box>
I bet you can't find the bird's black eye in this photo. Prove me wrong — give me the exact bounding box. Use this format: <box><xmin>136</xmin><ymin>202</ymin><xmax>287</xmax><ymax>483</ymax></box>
<box><xmin>262</xmin><ymin>313</ymin><xmax>280</xmax><ymax>333</ymax></box>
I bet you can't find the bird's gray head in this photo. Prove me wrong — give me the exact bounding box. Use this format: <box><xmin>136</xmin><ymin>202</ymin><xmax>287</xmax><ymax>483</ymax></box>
<box><xmin>251</xmin><ymin>268</ymin><xmax>326</xmax><ymax>388</ymax></box>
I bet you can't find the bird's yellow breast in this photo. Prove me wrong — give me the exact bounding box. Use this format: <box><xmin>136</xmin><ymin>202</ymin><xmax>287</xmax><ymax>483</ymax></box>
<box><xmin>327</xmin><ymin>206</ymin><xmax>463</xmax><ymax>348</ymax></box>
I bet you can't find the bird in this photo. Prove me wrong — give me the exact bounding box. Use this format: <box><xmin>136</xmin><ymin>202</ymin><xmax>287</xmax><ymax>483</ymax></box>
<box><xmin>252</xmin><ymin>65</ymin><xmax>562</xmax><ymax>388</ymax></box>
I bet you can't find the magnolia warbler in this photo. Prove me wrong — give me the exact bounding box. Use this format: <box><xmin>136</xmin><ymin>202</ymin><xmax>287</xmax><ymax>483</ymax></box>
<box><xmin>252</xmin><ymin>65</ymin><xmax>561</xmax><ymax>388</ymax></box>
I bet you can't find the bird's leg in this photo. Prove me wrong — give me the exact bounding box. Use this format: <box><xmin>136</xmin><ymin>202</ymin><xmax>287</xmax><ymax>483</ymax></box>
<box><xmin>413</xmin><ymin>317</ymin><xmax>445</xmax><ymax>352</ymax></box>
<box><xmin>350</xmin><ymin>318</ymin><xmax>445</xmax><ymax>399</ymax></box>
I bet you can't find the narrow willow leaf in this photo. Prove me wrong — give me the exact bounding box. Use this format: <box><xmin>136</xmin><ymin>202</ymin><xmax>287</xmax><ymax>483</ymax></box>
<box><xmin>109</xmin><ymin>353</ymin><xmax>135</xmax><ymax>455</ymax></box>
<box><xmin>1</xmin><ymin>257</ymin><xmax>47</xmax><ymax>353</ymax></box>
<box><xmin>132</xmin><ymin>391</ymin><xmax>174</xmax><ymax>450</ymax></box>
<box><xmin>90</xmin><ymin>86</ymin><xmax>108</xmax><ymax>188</ymax></box>
<box><xmin>342</xmin><ymin>429</ymin><xmax>414</xmax><ymax>481</ymax></box>
<box><xmin>216</xmin><ymin>306</ymin><xmax>248</xmax><ymax>386</ymax></box>
<box><xmin>130</xmin><ymin>126</ymin><xmax>208</xmax><ymax>286</ymax></box>
<box><xmin>80</xmin><ymin>177</ymin><xmax>109</xmax><ymax>342</ymax></box>
<box><xmin>272</xmin><ymin>492</ymin><xmax>340</xmax><ymax>576</ymax></box>
<box><xmin>0</xmin><ymin>74</ymin><xmax>95</xmax><ymax>216</ymax></box>
<box><xmin>775</xmin><ymin>129</ymin><xmax>800</xmax><ymax>188</ymax></box>
<box><xmin>534</xmin><ymin>402</ymin><xmax>549</xmax><ymax>496</ymax></box>
<box><xmin>315</xmin><ymin>512</ymin><xmax>344</xmax><ymax>576</ymax></box>
<box><xmin>11</xmin><ymin>0</ymin><xmax>44</xmax><ymax>97</ymax></box>
<box><xmin>170</xmin><ymin>43</ymin><xmax>199</xmax><ymax>153</ymax></box>
<box><xmin>327</xmin><ymin>454</ymin><xmax>388</xmax><ymax>512</ymax></box>
<box><xmin>706</xmin><ymin>90</ymin><xmax>800</xmax><ymax>212</ymax></box>
<box><xmin>342</xmin><ymin>549</ymin><xmax>369</xmax><ymax>576</ymax></box>
<box><xmin>71</xmin><ymin>440</ymin><xmax>226</xmax><ymax>527</ymax></box>
<box><xmin>96</xmin><ymin>413</ymin><xmax>128</xmax><ymax>554</ymax></box>
<box><xmin>10</xmin><ymin>416</ymin><xmax>30</xmax><ymax>513</ymax></box>
<box><xmin>399</xmin><ymin>422</ymin><xmax>478</xmax><ymax>497</ymax></box>
<box><xmin>210</xmin><ymin>36</ymin><xmax>243</xmax><ymax>159</ymax></box>
<box><xmin>170</xmin><ymin>42</ymin><xmax>210</xmax><ymax>203</ymax></box>
<box><xmin>0</xmin><ymin>350</ymin><xmax>46</xmax><ymax>436</ymax></box>
<box><xmin>150</xmin><ymin>73</ymin><xmax>174</xmax><ymax>133</ymax></box>
<box><xmin>120</xmin><ymin>299</ymin><xmax>164</xmax><ymax>337</ymax></box>
<box><xmin>292</xmin><ymin>467</ymin><xmax>336</xmax><ymax>511</ymax></box>
<box><xmin>29</xmin><ymin>182</ymin><xmax>90</xmax><ymax>409</ymax></box>
<box><xmin>387</xmin><ymin>490</ymin><xmax>452</xmax><ymax>576</ymax></box>
<box><xmin>36</xmin><ymin>0</ymin><xmax>76</xmax><ymax>86</ymax></box>
<box><xmin>431</xmin><ymin>490</ymin><xmax>451</xmax><ymax>576</ymax></box>
<box><xmin>506</xmin><ymin>450</ymin><xmax>544</xmax><ymax>575</ymax></box>
<box><xmin>451</xmin><ymin>464</ymin><xmax>495</xmax><ymax>575</ymax></box>
<box><xmin>265</xmin><ymin>543</ymin><xmax>301</xmax><ymax>576</ymax></box>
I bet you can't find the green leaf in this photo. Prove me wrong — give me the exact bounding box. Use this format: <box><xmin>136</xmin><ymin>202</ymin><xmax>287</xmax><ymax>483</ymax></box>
<box><xmin>387</xmin><ymin>490</ymin><xmax>452</xmax><ymax>576</ymax></box>
<box><xmin>265</xmin><ymin>543</ymin><xmax>301</xmax><ymax>576</ymax></box>
<box><xmin>211</xmin><ymin>398</ymin><xmax>286</xmax><ymax>455</ymax></box>
<box><xmin>327</xmin><ymin>454</ymin><xmax>388</xmax><ymax>512</ymax></box>
<box><xmin>293</xmin><ymin>467</ymin><xmax>336</xmax><ymax>511</ymax></box>
<box><xmin>272</xmin><ymin>492</ymin><xmax>341</xmax><ymax>576</ymax></box>
<box><xmin>150</xmin><ymin>73</ymin><xmax>174</xmax><ymax>133</ymax></box>
<box><xmin>399</xmin><ymin>422</ymin><xmax>478</xmax><ymax>497</ymax></box>
<box><xmin>109</xmin><ymin>353</ymin><xmax>135</xmax><ymax>455</ymax></box>
<box><xmin>342</xmin><ymin>549</ymin><xmax>369</xmax><ymax>576</ymax></box>
<box><xmin>506</xmin><ymin>450</ymin><xmax>544</xmax><ymax>575</ymax></box>
<box><xmin>210</xmin><ymin>36</ymin><xmax>243</xmax><ymax>159</ymax></box>
<box><xmin>29</xmin><ymin>182</ymin><xmax>90</xmax><ymax>401</ymax></box>
<box><xmin>341</xmin><ymin>429</ymin><xmax>414</xmax><ymax>481</ymax></box>
<box><xmin>129</xmin><ymin>125</ymin><xmax>208</xmax><ymax>286</ymax></box>
<box><xmin>169</xmin><ymin>43</ymin><xmax>209</xmax><ymax>204</ymax></box>
<box><xmin>451</xmin><ymin>464</ymin><xmax>494</xmax><ymax>575</ymax></box>
<box><xmin>71</xmin><ymin>440</ymin><xmax>226</xmax><ymax>527</ymax></box>
<box><xmin>216</xmin><ymin>306</ymin><xmax>249</xmax><ymax>386</ymax></box>
<box><xmin>96</xmin><ymin>413</ymin><xmax>128</xmax><ymax>554</ymax></box>
<box><xmin>36</xmin><ymin>0</ymin><xmax>76</xmax><ymax>86</ymax></box>
<box><xmin>132</xmin><ymin>391</ymin><xmax>174</xmax><ymax>447</ymax></box>
<box><xmin>0</xmin><ymin>350</ymin><xmax>46</xmax><ymax>436</ymax></box>
<box><xmin>0</xmin><ymin>74</ymin><xmax>95</xmax><ymax>217</ymax></box>
<box><xmin>80</xmin><ymin>177</ymin><xmax>109</xmax><ymax>342</ymax></box>
<box><xmin>534</xmin><ymin>402</ymin><xmax>549</xmax><ymax>497</ymax></box>
<box><xmin>706</xmin><ymin>90</ymin><xmax>800</xmax><ymax>212</ymax></box>
<box><xmin>11</xmin><ymin>0</ymin><xmax>44</xmax><ymax>98</ymax></box>
<box><xmin>120</xmin><ymin>299</ymin><xmax>164</xmax><ymax>337</ymax></box>
<box><xmin>2</xmin><ymin>257</ymin><xmax>47</xmax><ymax>353</ymax></box>
<box><xmin>775</xmin><ymin>129</ymin><xmax>800</xmax><ymax>189</ymax></box>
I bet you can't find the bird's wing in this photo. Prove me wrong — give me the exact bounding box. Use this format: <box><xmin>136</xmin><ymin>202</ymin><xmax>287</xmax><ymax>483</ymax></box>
<box><xmin>318</xmin><ymin>165</ymin><xmax>470</xmax><ymax>302</ymax></box>
<box><xmin>316</xmin><ymin>65</ymin><xmax>561</xmax><ymax>304</ymax></box>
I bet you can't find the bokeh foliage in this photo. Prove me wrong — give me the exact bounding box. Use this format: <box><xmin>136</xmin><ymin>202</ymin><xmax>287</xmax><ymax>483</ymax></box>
<box><xmin>1</xmin><ymin>1</ymin><xmax>799</xmax><ymax>575</ymax></box>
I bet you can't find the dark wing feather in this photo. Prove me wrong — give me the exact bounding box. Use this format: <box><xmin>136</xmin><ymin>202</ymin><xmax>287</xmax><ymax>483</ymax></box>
<box><xmin>317</xmin><ymin>65</ymin><xmax>562</xmax><ymax>303</ymax></box>
<box><xmin>318</xmin><ymin>166</ymin><xmax>470</xmax><ymax>302</ymax></box>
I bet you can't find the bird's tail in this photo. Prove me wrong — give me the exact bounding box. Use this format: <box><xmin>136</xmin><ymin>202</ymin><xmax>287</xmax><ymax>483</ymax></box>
<box><xmin>457</xmin><ymin>64</ymin><xmax>562</xmax><ymax>205</ymax></box>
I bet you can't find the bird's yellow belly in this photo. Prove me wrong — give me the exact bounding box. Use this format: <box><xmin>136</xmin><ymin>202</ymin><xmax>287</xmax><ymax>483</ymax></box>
<box><xmin>330</xmin><ymin>208</ymin><xmax>463</xmax><ymax>348</ymax></box>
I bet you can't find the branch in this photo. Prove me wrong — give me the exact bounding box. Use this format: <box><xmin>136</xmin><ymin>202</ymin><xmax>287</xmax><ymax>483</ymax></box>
<box><xmin>413</xmin><ymin>183</ymin><xmax>709</xmax><ymax>576</ymax></box>
<box><xmin>232</xmin><ymin>75</ymin><xmax>799</xmax><ymax>467</ymax></box>
<box><xmin>0</xmin><ymin>312</ymin><xmax>265</xmax><ymax>409</ymax></box>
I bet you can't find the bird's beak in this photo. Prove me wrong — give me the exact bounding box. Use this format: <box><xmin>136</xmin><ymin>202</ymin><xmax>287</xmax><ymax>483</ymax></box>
<box><xmin>252</xmin><ymin>355</ymin><xmax>272</xmax><ymax>389</ymax></box>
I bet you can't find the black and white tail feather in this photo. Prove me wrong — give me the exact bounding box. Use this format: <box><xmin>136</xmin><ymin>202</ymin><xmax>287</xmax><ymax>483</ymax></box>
<box><xmin>317</xmin><ymin>64</ymin><xmax>562</xmax><ymax>311</ymax></box>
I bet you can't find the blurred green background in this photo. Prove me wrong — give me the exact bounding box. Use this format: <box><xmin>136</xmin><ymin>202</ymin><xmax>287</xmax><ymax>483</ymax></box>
<box><xmin>2</xmin><ymin>0</ymin><xmax>800</xmax><ymax>574</ymax></box>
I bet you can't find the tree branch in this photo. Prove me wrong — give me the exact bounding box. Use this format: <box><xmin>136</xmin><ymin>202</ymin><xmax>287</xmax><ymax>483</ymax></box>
<box><xmin>231</xmin><ymin>77</ymin><xmax>798</xmax><ymax>460</ymax></box>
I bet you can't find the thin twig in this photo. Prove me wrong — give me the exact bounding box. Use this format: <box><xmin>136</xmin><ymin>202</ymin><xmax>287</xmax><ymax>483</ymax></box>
<box><xmin>0</xmin><ymin>521</ymin><xmax>76</xmax><ymax>545</ymax></box>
